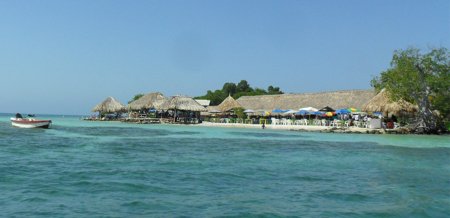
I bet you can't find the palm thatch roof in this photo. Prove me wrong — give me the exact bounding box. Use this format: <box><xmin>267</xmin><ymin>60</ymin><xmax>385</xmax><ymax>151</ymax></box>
<box><xmin>201</xmin><ymin>106</ymin><xmax>221</xmax><ymax>116</ymax></box>
<box><xmin>195</xmin><ymin>99</ymin><xmax>210</xmax><ymax>107</ymax></box>
<box><xmin>236</xmin><ymin>90</ymin><xmax>375</xmax><ymax>111</ymax></box>
<box><xmin>160</xmin><ymin>96</ymin><xmax>207</xmax><ymax>112</ymax></box>
<box><xmin>362</xmin><ymin>89</ymin><xmax>417</xmax><ymax>114</ymax></box>
<box><xmin>207</xmin><ymin>106</ymin><xmax>221</xmax><ymax>113</ymax></box>
<box><xmin>218</xmin><ymin>95</ymin><xmax>242</xmax><ymax>112</ymax></box>
<box><xmin>92</xmin><ymin>97</ymin><xmax>126</xmax><ymax>113</ymax></box>
<box><xmin>128</xmin><ymin>92</ymin><xmax>166</xmax><ymax>110</ymax></box>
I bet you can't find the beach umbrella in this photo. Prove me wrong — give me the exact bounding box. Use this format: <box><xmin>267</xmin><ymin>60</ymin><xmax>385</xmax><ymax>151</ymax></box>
<box><xmin>272</xmin><ymin>109</ymin><xmax>288</xmax><ymax>113</ymax></box>
<box><xmin>282</xmin><ymin>109</ymin><xmax>298</xmax><ymax>116</ymax></box>
<box><xmin>296</xmin><ymin>110</ymin><xmax>309</xmax><ymax>115</ymax></box>
<box><xmin>254</xmin><ymin>110</ymin><xmax>265</xmax><ymax>116</ymax></box>
<box><xmin>253</xmin><ymin>110</ymin><xmax>268</xmax><ymax>116</ymax></box>
<box><xmin>319</xmin><ymin>106</ymin><xmax>334</xmax><ymax>112</ymax></box>
<box><xmin>311</xmin><ymin>111</ymin><xmax>325</xmax><ymax>116</ymax></box>
<box><xmin>244</xmin><ymin>109</ymin><xmax>255</xmax><ymax>113</ymax></box>
<box><xmin>325</xmin><ymin>112</ymin><xmax>335</xmax><ymax>117</ymax></box>
<box><xmin>348</xmin><ymin>107</ymin><xmax>360</xmax><ymax>113</ymax></box>
<box><xmin>335</xmin><ymin>108</ymin><xmax>351</xmax><ymax>114</ymax></box>
<box><xmin>299</xmin><ymin>107</ymin><xmax>319</xmax><ymax>112</ymax></box>
<box><xmin>373</xmin><ymin>112</ymin><xmax>383</xmax><ymax>116</ymax></box>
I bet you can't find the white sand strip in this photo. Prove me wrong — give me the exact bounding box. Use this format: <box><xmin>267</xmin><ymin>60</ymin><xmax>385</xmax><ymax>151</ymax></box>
<box><xmin>199</xmin><ymin>122</ymin><xmax>377</xmax><ymax>133</ymax></box>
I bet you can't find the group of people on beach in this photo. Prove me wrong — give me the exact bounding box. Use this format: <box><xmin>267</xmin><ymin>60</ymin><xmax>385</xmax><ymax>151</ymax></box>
<box><xmin>256</xmin><ymin>112</ymin><xmax>400</xmax><ymax>129</ymax></box>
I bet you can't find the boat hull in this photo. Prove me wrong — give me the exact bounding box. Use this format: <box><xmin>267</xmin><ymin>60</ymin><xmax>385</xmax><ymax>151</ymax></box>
<box><xmin>10</xmin><ymin>118</ymin><xmax>52</xmax><ymax>129</ymax></box>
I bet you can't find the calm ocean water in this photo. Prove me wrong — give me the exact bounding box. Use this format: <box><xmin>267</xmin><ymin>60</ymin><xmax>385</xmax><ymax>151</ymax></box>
<box><xmin>1</xmin><ymin>114</ymin><xmax>449</xmax><ymax>217</ymax></box>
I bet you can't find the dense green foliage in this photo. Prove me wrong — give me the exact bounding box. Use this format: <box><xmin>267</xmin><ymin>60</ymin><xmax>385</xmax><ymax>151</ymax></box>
<box><xmin>234</xmin><ymin>107</ymin><xmax>247</xmax><ymax>119</ymax></box>
<box><xmin>128</xmin><ymin>93</ymin><xmax>144</xmax><ymax>104</ymax></box>
<box><xmin>195</xmin><ymin>80</ymin><xmax>284</xmax><ymax>105</ymax></box>
<box><xmin>371</xmin><ymin>47</ymin><xmax>449</xmax><ymax>133</ymax></box>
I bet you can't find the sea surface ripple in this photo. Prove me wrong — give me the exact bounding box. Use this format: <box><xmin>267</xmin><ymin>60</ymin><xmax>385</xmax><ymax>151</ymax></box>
<box><xmin>1</xmin><ymin>115</ymin><xmax>449</xmax><ymax>217</ymax></box>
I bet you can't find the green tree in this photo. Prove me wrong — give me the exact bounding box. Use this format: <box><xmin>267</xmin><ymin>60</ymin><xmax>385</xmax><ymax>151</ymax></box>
<box><xmin>252</xmin><ymin>88</ymin><xmax>268</xmax><ymax>95</ymax></box>
<box><xmin>128</xmin><ymin>93</ymin><xmax>144</xmax><ymax>104</ymax></box>
<box><xmin>195</xmin><ymin>80</ymin><xmax>284</xmax><ymax>105</ymax></box>
<box><xmin>234</xmin><ymin>107</ymin><xmax>246</xmax><ymax>119</ymax></box>
<box><xmin>237</xmin><ymin>80</ymin><xmax>252</xmax><ymax>92</ymax></box>
<box><xmin>268</xmin><ymin>85</ymin><xmax>283</xmax><ymax>94</ymax></box>
<box><xmin>222</xmin><ymin>82</ymin><xmax>237</xmax><ymax>96</ymax></box>
<box><xmin>371</xmin><ymin>47</ymin><xmax>449</xmax><ymax>134</ymax></box>
<box><xmin>202</xmin><ymin>90</ymin><xmax>226</xmax><ymax>105</ymax></box>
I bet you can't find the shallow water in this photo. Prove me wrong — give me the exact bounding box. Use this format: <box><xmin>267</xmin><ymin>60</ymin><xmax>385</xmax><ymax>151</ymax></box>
<box><xmin>1</xmin><ymin>114</ymin><xmax>449</xmax><ymax>217</ymax></box>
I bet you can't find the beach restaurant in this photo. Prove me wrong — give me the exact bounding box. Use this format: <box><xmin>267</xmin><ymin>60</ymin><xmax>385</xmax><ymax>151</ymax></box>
<box><xmin>88</xmin><ymin>89</ymin><xmax>419</xmax><ymax>129</ymax></box>
<box><xmin>202</xmin><ymin>89</ymin><xmax>376</xmax><ymax>124</ymax></box>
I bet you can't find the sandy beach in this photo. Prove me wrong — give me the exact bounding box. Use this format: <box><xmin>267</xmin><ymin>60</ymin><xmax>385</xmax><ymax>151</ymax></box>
<box><xmin>198</xmin><ymin>122</ymin><xmax>387</xmax><ymax>134</ymax></box>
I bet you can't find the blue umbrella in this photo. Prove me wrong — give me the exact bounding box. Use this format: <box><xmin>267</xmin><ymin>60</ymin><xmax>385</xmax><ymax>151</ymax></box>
<box><xmin>335</xmin><ymin>108</ymin><xmax>350</xmax><ymax>114</ymax></box>
<box><xmin>311</xmin><ymin>111</ymin><xmax>324</xmax><ymax>116</ymax></box>
<box><xmin>272</xmin><ymin>109</ymin><xmax>288</xmax><ymax>113</ymax></box>
<box><xmin>295</xmin><ymin>110</ymin><xmax>309</xmax><ymax>115</ymax></box>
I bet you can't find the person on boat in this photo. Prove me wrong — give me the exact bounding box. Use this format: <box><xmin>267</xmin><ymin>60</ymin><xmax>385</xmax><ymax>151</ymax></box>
<box><xmin>15</xmin><ymin>113</ymin><xmax>23</xmax><ymax>119</ymax></box>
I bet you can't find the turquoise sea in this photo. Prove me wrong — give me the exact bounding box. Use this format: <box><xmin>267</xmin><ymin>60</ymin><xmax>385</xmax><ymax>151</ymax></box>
<box><xmin>1</xmin><ymin>114</ymin><xmax>449</xmax><ymax>217</ymax></box>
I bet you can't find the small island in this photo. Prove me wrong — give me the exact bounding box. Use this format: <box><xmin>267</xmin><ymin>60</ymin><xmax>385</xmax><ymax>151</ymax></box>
<box><xmin>88</xmin><ymin>48</ymin><xmax>449</xmax><ymax>135</ymax></box>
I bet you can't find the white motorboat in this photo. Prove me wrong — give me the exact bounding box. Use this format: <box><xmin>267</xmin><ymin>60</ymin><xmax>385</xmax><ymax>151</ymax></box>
<box><xmin>10</xmin><ymin>117</ymin><xmax>52</xmax><ymax>129</ymax></box>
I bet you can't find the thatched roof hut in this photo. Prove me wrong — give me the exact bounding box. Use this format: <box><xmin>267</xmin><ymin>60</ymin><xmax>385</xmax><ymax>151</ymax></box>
<box><xmin>160</xmin><ymin>96</ymin><xmax>207</xmax><ymax>112</ymax></box>
<box><xmin>128</xmin><ymin>92</ymin><xmax>166</xmax><ymax>110</ymax></box>
<box><xmin>92</xmin><ymin>97</ymin><xmax>126</xmax><ymax>113</ymax></box>
<box><xmin>236</xmin><ymin>90</ymin><xmax>375</xmax><ymax>111</ymax></box>
<box><xmin>195</xmin><ymin>99</ymin><xmax>210</xmax><ymax>107</ymax></box>
<box><xmin>207</xmin><ymin>106</ymin><xmax>221</xmax><ymax>113</ymax></box>
<box><xmin>362</xmin><ymin>89</ymin><xmax>417</xmax><ymax>114</ymax></box>
<box><xmin>201</xmin><ymin>106</ymin><xmax>221</xmax><ymax>116</ymax></box>
<box><xmin>218</xmin><ymin>95</ymin><xmax>242</xmax><ymax>112</ymax></box>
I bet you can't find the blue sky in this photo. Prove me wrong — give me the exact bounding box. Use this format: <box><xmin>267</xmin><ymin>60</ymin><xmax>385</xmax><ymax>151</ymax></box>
<box><xmin>1</xmin><ymin>0</ymin><xmax>449</xmax><ymax>115</ymax></box>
